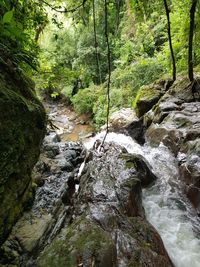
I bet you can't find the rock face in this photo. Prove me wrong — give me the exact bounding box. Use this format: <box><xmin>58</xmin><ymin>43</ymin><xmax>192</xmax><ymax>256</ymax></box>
<box><xmin>143</xmin><ymin>76</ymin><xmax>200</xmax><ymax>212</ymax></box>
<box><xmin>134</xmin><ymin>79</ymin><xmax>173</xmax><ymax>118</ymax></box>
<box><xmin>0</xmin><ymin>66</ymin><xmax>46</xmax><ymax>245</ymax></box>
<box><xmin>37</xmin><ymin>144</ymin><xmax>173</xmax><ymax>267</ymax></box>
<box><xmin>1</xmin><ymin>132</ymin><xmax>171</xmax><ymax>266</ymax></box>
<box><xmin>110</xmin><ymin>108</ymin><xmax>138</xmax><ymax>129</ymax></box>
<box><xmin>0</xmin><ymin>132</ymin><xmax>85</xmax><ymax>266</ymax></box>
<box><xmin>107</xmin><ymin>108</ymin><xmax>145</xmax><ymax>144</ymax></box>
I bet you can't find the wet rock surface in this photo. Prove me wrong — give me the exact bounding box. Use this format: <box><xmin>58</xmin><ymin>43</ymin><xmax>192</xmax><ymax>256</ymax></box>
<box><xmin>0</xmin><ymin>66</ymin><xmax>46</xmax><ymax>246</ymax></box>
<box><xmin>0</xmin><ymin>131</ymin><xmax>85</xmax><ymax>266</ymax></box>
<box><xmin>144</xmin><ymin>76</ymin><xmax>200</xmax><ymax>212</ymax></box>
<box><xmin>37</xmin><ymin>143</ymin><xmax>174</xmax><ymax>267</ymax></box>
<box><xmin>0</xmin><ymin>132</ymin><xmax>174</xmax><ymax>267</ymax></box>
<box><xmin>102</xmin><ymin>108</ymin><xmax>145</xmax><ymax>144</ymax></box>
<box><xmin>45</xmin><ymin>102</ymin><xmax>94</xmax><ymax>142</ymax></box>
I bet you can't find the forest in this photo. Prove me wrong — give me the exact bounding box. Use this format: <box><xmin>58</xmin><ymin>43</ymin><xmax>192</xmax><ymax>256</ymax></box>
<box><xmin>0</xmin><ymin>0</ymin><xmax>199</xmax><ymax>127</ymax></box>
<box><xmin>1</xmin><ymin>1</ymin><xmax>200</xmax><ymax>267</ymax></box>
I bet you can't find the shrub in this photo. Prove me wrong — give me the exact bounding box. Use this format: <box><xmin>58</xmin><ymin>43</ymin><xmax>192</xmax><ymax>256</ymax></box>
<box><xmin>71</xmin><ymin>84</ymin><xmax>103</xmax><ymax>115</ymax></box>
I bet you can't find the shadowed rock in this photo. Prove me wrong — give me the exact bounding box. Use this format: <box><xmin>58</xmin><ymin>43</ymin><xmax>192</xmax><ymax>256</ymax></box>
<box><xmin>0</xmin><ymin>64</ymin><xmax>46</xmax><ymax>245</ymax></box>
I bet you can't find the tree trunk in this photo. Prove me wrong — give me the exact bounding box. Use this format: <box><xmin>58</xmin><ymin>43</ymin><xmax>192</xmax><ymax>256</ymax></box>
<box><xmin>188</xmin><ymin>0</ymin><xmax>197</xmax><ymax>82</ymax></box>
<box><xmin>163</xmin><ymin>0</ymin><xmax>176</xmax><ymax>81</ymax></box>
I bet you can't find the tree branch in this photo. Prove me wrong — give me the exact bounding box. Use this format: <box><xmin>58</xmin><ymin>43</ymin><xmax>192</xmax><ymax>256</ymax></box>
<box><xmin>39</xmin><ymin>0</ymin><xmax>87</xmax><ymax>13</ymax></box>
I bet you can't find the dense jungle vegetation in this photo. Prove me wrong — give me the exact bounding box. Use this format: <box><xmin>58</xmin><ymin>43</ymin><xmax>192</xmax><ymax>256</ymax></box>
<box><xmin>0</xmin><ymin>0</ymin><xmax>199</xmax><ymax>127</ymax></box>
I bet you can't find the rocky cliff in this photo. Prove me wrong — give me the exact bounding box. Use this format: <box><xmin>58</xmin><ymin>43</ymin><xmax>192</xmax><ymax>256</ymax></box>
<box><xmin>0</xmin><ymin>63</ymin><xmax>46</xmax><ymax>245</ymax></box>
<box><xmin>135</xmin><ymin>76</ymin><xmax>200</xmax><ymax>214</ymax></box>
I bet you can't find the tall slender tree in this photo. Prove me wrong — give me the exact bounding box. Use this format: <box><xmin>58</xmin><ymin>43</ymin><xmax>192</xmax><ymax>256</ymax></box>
<box><xmin>188</xmin><ymin>0</ymin><xmax>197</xmax><ymax>82</ymax></box>
<box><xmin>163</xmin><ymin>0</ymin><xmax>176</xmax><ymax>81</ymax></box>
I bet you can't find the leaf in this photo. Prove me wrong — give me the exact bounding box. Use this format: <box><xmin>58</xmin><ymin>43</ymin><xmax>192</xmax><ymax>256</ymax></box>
<box><xmin>3</xmin><ymin>10</ymin><xmax>13</xmax><ymax>24</ymax></box>
<box><xmin>51</xmin><ymin>92</ymin><xmax>59</xmax><ymax>98</ymax></box>
<box><xmin>3</xmin><ymin>0</ymin><xmax>11</xmax><ymax>10</ymax></box>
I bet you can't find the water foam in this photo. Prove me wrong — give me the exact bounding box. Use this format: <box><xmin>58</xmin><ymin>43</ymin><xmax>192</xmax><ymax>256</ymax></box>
<box><xmin>84</xmin><ymin>132</ymin><xmax>200</xmax><ymax>267</ymax></box>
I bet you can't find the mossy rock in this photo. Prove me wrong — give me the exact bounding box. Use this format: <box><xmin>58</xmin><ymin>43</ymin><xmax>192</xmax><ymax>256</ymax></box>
<box><xmin>168</xmin><ymin>76</ymin><xmax>199</xmax><ymax>102</ymax></box>
<box><xmin>134</xmin><ymin>82</ymin><xmax>164</xmax><ymax>118</ymax></box>
<box><xmin>0</xmin><ymin>66</ymin><xmax>46</xmax><ymax>245</ymax></box>
<box><xmin>37</xmin><ymin>217</ymin><xmax>116</xmax><ymax>267</ymax></box>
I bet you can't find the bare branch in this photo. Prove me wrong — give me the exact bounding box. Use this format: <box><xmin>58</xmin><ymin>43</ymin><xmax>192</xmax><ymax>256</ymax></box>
<box><xmin>38</xmin><ymin>0</ymin><xmax>87</xmax><ymax>13</ymax></box>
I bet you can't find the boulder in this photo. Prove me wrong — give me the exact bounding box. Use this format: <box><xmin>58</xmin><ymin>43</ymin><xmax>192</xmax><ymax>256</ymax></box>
<box><xmin>124</xmin><ymin>117</ymin><xmax>145</xmax><ymax>144</ymax></box>
<box><xmin>134</xmin><ymin>80</ymin><xmax>167</xmax><ymax>118</ymax></box>
<box><xmin>180</xmin><ymin>154</ymin><xmax>200</xmax><ymax>211</ymax></box>
<box><xmin>0</xmin><ymin>66</ymin><xmax>46</xmax><ymax>245</ymax></box>
<box><xmin>109</xmin><ymin>108</ymin><xmax>145</xmax><ymax>144</ymax></box>
<box><xmin>145</xmin><ymin>80</ymin><xmax>200</xmax><ymax>156</ymax></box>
<box><xmin>37</xmin><ymin>144</ymin><xmax>174</xmax><ymax>267</ymax></box>
<box><xmin>110</xmin><ymin>108</ymin><xmax>138</xmax><ymax>128</ymax></box>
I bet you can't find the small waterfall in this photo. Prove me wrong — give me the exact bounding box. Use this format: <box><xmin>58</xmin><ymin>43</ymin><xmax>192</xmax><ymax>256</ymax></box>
<box><xmin>84</xmin><ymin>132</ymin><xmax>200</xmax><ymax>267</ymax></box>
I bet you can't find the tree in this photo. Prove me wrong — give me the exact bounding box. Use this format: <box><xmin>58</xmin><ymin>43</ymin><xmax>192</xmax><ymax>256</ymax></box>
<box><xmin>188</xmin><ymin>0</ymin><xmax>197</xmax><ymax>82</ymax></box>
<box><xmin>163</xmin><ymin>0</ymin><xmax>176</xmax><ymax>81</ymax></box>
<box><xmin>0</xmin><ymin>0</ymin><xmax>47</xmax><ymax>70</ymax></box>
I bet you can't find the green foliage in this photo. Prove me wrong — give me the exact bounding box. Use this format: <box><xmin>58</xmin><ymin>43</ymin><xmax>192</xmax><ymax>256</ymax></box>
<box><xmin>3</xmin><ymin>0</ymin><xmax>199</xmax><ymax>126</ymax></box>
<box><xmin>70</xmin><ymin>56</ymin><xmax>164</xmax><ymax>128</ymax></box>
<box><xmin>3</xmin><ymin>10</ymin><xmax>14</xmax><ymax>23</ymax></box>
<box><xmin>0</xmin><ymin>0</ymin><xmax>47</xmax><ymax>71</ymax></box>
<box><xmin>72</xmin><ymin>84</ymin><xmax>103</xmax><ymax>115</ymax></box>
<box><xmin>112</xmin><ymin>58</ymin><xmax>164</xmax><ymax>94</ymax></box>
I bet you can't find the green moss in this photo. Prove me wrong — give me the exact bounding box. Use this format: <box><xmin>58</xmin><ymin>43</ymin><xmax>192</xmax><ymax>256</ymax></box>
<box><xmin>128</xmin><ymin>249</ymin><xmax>141</xmax><ymax>267</ymax></box>
<box><xmin>126</xmin><ymin>161</ymin><xmax>135</xmax><ymax>169</ymax></box>
<box><xmin>133</xmin><ymin>89</ymin><xmax>141</xmax><ymax>109</ymax></box>
<box><xmin>0</xmin><ymin>68</ymin><xmax>46</xmax><ymax>245</ymax></box>
<box><xmin>38</xmin><ymin>218</ymin><xmax>115</xmax><ymax>267</ymax></box>
<box><xmin>0</xmin><ymin>186</ymin><xmax>4</xmax><ymax>194</ymax></box>
<box><xmin>132</xmin><ymin>82</ymin><xmax>163</xmax><ymax>117</ymax></box>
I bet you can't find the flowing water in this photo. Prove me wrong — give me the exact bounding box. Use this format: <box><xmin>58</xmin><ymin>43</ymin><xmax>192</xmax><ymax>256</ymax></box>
<box><xmin>85</xmin><ymin>132</ymin><xmax>200</xmax><ymax>267</ymax></box>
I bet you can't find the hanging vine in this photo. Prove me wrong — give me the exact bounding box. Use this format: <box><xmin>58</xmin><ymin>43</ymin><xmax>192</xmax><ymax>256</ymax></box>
<box><xmin>92</xmin><ymin>0</ymin><xmax>102</xmax><ymax>84</ymax></box>
<box><xmin>101</xmin><ymin>0</ymin><xmax>111</xmax><ymax>146</ymax></box>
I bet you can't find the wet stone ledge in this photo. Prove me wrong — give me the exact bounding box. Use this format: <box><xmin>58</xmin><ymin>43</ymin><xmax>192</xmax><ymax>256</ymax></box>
<box><xmin>36</xmin><ymin>142</ymin><xmax>174</xmax><ymax>267</ymax></box>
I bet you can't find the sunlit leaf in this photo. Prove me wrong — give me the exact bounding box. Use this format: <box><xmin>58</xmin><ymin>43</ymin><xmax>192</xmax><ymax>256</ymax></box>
<box><xmin>3</xmin><ymin>10</ymin><xmax>13</xmax><ymax>24</ymax></box>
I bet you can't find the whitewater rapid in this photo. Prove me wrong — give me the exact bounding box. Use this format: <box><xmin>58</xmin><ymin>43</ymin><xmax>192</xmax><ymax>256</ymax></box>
<box><xmin>84</xmin><ymin>132</ymin><xmax>200</xmax><ymax>267</ymax></box>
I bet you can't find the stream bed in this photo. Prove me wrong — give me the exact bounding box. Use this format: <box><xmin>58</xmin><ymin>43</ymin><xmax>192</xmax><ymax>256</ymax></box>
<box><xmin>45</xmin><ymin>101</ymin><xmax>94</xmax><ymax>142</ymax></box>
<box><xmin>2</xmin><ymin>101</ymin><xmax>199</xmax><ymax>267</ymax></box>
<box><xmin>44</xmin><ymin>101</ymin><xmax>200</xmax><ymax>266</ymax></box>
<box><xmin>85</xmin><ymin>131</ymin><xmax>200</xmax><ymax>267</ymax></box>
